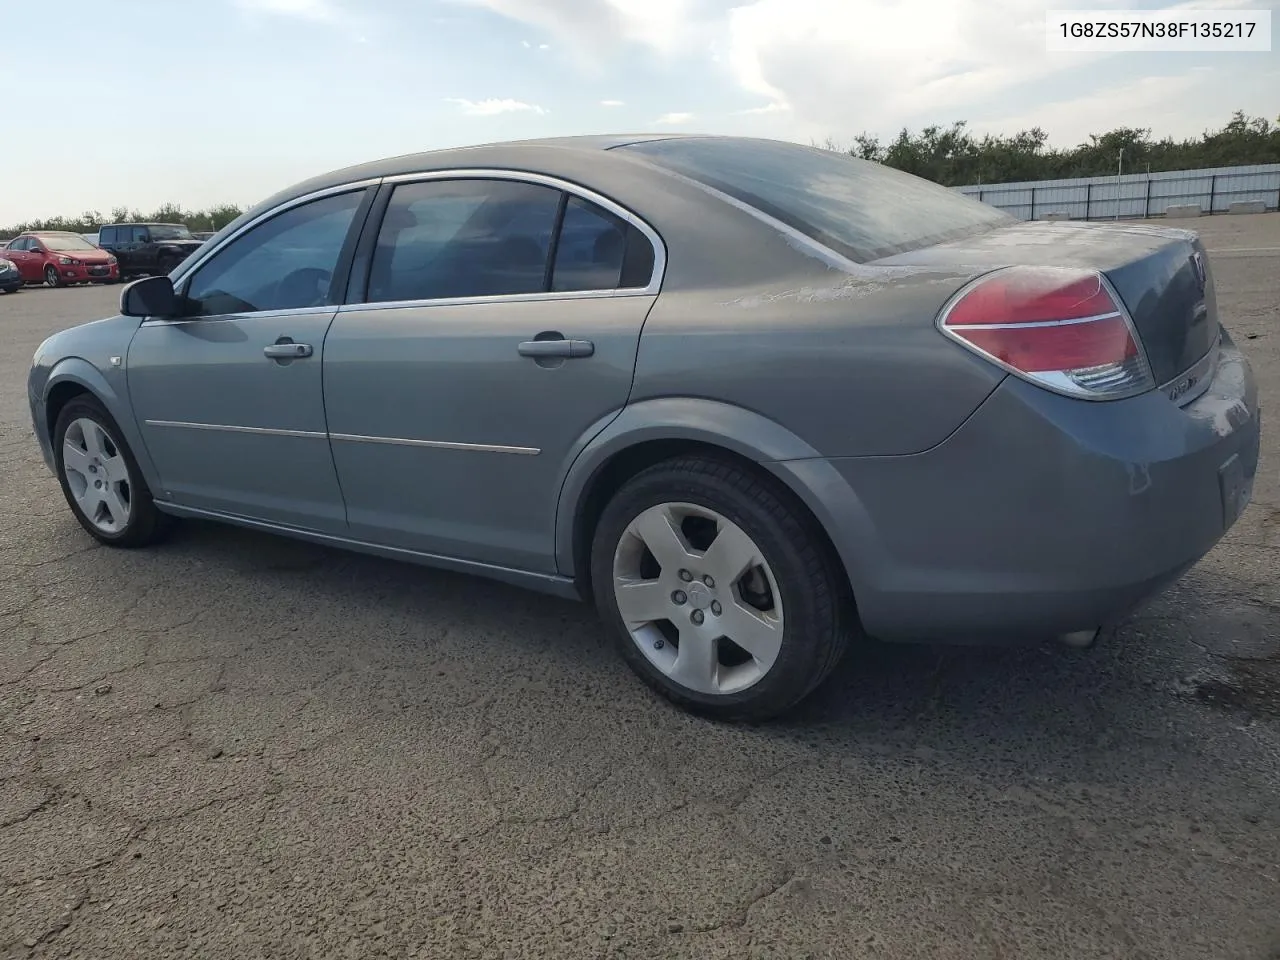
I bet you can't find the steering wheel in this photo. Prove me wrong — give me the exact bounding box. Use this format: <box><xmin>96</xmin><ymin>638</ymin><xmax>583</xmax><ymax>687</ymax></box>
<box><xmin>274</xmin><ymin>267</ymin><xmax>333</xmax><ymax>309</ymax></box>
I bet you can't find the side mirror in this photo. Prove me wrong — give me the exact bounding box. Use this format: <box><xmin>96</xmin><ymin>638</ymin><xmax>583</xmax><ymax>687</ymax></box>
<box><xmin>121</xmin><ymin>275</ymin><xmax>177</xmax><ymax>318</ymax></box>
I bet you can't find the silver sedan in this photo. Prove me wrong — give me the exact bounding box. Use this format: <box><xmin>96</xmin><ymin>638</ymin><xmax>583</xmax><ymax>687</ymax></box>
<box><xmin>27</xmin><ymin>135</ymin><xmax>1261</xmax><ymax>720</ymax></box>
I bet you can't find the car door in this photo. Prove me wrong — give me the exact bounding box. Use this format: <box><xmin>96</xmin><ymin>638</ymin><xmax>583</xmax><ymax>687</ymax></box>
<box><xmin>130</xmin><ymin>226</ymin><xmax>156</xmax><ymax>273</ymax></box>
<box><xmin>97</xmin><ymin>227</ymin><xmax>118</xmax><ymax>263</ymax></box>
<box><xmin>5</xmin><ymin>237</ymin><xmax>34</xmax><ymax>281</ymax></box>
<box><xmin>322</xmin><ymin>174</ymin><xmax>662</xmax><ymax>573</ymax></box>
<box><xmin>126</xmin><ymin>185</ymin><xmax>375</xmax><ymax>532</ymax></box>
<box><xmin>27</xmin><ymin>237</ymin><xmax>54</xmax><ymax>279</ymax></box>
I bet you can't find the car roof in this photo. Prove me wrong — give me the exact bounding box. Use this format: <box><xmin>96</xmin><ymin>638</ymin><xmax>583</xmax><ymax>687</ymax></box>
<box><xmin>252</xmin><ymin>133</ymin><xmax>709</xmax><ymax>211</ymax></box>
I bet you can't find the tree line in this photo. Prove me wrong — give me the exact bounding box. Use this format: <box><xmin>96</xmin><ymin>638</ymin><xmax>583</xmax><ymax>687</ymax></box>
<box><xmin>823</xmin><ymin>109</ymin><xmax>1279</xmax><ymax>187</ymax></box>
<box><xmin>1</xmin><ymin>202</ymin><xmax>246</xmax><ymax>242</ymax></box>
<box><xmin>2</xmin><ymin>110</ymin><xmax>1276</xmax><ymax>238</ymax></box>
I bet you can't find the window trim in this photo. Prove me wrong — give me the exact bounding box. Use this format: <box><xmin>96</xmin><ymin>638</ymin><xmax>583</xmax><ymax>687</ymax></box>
<box><xmin>344</xmin><ymin>168</ymin><xmax>665</xmax><ymax>312</ymax></box>
<box><xmin>144</xmin><ymin>181</ymin><xmax>379</xmax><ymax>327</ymax></box>
<box><xmin>151</xmin><ymin>168</ymin><xmax>665</xmax><ymax>324</ymax></box>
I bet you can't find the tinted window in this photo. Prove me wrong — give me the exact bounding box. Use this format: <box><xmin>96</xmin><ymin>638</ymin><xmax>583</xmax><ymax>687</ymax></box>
<box><xmin>551</xmin><ymin>197</ymin><xmax>628</xmax><ymax>292</ymax></box>
<box><xmin>619</xmin><ymin>137</ymin><xmax>1013</xmax><ymax>263</ymax></box>
<box><xmin>367</xmin><ymin>179</ymin><xmax>561</xmax><ymax>303</ymax></box>
<box><xmin>99</xmin><ymin>227</ymin><xmax>116</xmax><ymax>244</ymax></box>
<box><xmin>150</xmin><ymin>224</ymin><xmax>192</xmax><ymax>240</ymax></box>
<box><xmin>181</xmin><ymin>190</ymin><xmax>364</xmax><ymax>318</ymax></box>
<box><xmin>130</xmin><ymin>227</ymin><xmax>149</xmax><ymax>242</ymax></box>
<box><xmin>7</xmin><ymin>237</ymin><xmax>28</xmax><ymax>251</ymax></box>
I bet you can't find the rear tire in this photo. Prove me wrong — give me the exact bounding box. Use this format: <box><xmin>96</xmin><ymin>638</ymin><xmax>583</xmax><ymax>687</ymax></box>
<box><xmin>590</xmin><ymin>454</ymin><xmax>854</xmax><ymax>722</ymax></box>
<box><xmin>53</xmin><ymin>395</ymin><xmax>172</xmax><ymax>548</ymax></box>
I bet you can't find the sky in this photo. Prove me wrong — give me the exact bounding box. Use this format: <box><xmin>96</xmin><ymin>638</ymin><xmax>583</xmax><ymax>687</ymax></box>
<box><xmin>0</xmin><ymin>0</ymin><xmax>1275</xmax><ymax>224</ymax></box>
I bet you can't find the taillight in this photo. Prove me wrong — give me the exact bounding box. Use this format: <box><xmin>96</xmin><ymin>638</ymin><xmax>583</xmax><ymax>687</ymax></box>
<box><xmin>938</xmin><ymin>266</ymin><xmax>1154</xmax><ymax>400</ymax></box>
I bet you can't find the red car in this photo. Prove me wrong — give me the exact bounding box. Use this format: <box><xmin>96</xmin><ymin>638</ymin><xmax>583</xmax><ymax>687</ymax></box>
<box><xmin>1</xmin><ymin>232</ymin><xmax>119</xmax><ymax>287</ymax></box>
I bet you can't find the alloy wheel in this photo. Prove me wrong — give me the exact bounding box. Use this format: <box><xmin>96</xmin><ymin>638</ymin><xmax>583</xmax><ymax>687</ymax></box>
<box><xmin>62</xmin><ymin>417</ymin><xmax>132</xmax><ymax>534</ymax></box>
<box><xmin>612</xmin><ymin>502</ymin><xmax>785</xmax><ymax>696</ymax></box>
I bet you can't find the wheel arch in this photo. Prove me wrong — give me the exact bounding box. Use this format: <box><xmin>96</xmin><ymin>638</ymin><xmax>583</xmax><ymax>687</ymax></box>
<box><xmin>554</xmin><ymin>398</ymin><xmax>878</xmax><ymax>610</ymax></box>
<box><xmin>42</xmin><ymin>360</ymin><xmax>162</xmax><ymax>492</ymax></box>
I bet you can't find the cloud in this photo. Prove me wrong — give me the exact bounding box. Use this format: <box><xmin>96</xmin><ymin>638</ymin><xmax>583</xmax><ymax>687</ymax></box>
<box><xmin>445</xmin><ymin>97</ymin><xmax>548</xmax><ymax>116</ymax></box>
<box><xmin>971</xmin><ymin>70</ymin><xmax>1218</xmax><ymax>147</ymax></box>
<box><xmin>450</xmin><ymin>0</ymin><xmax>711</xmax><ymax>59</ymax></box>
<box><xmin>452</xmin><ymin>0</ymin><xmax>1277</xmax><ymax>140</ymax></box>
<box><xmin>601</xmin><ymin>99</ymin><xmax>625</xmax><ymax>107</ymax></box>
<box><xmin>655</xmin><ymin>111</ymin><xmax>695</xmax><ymax>125</ymax></box>
<box><xmin>233</xmin><ymin>0</ymin><xmax>343</xmax><ymax>22</ymax></box>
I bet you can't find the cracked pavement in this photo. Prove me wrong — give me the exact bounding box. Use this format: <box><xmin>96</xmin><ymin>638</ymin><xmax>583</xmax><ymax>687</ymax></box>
<box><xmin>2</xmin><ymin>215</ymin><xmax>1279</xmax><ymax>959</ymax></box>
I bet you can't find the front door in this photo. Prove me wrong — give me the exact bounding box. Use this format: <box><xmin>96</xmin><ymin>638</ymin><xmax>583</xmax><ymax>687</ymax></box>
<box><xmin>126</xmin><ymin>187</ymin><xmax>373</xmax><ymax>533</ymax></box>
<box><xmin>322</xmin><ymin>176</ymin><xmax>660</xmax><ymax>573</ymax></box>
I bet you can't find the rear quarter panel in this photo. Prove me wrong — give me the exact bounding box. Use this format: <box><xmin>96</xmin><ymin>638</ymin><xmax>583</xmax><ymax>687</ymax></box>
<box><xmin>631</xmin><ymin>270</ymin><xmax>1006</xmax><ymax>458</ymax></box>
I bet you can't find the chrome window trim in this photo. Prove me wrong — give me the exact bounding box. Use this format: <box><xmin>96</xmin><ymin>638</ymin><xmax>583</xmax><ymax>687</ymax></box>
<box><xmin>148</xmin><ymin>168</ymin><xmax>665</xmax><ymax>323</ymax></box>
<box><xmin>330</xmin><ymin>433</ymin><xmax>540</xmax><ymax>456</ymax></box>
<box><xmin>336</xmin><ymin>287</ymin><xmax>648</xmax><ymax>316</ymax></box>
<box><xmin>165</xmin><ymin>178</ymin><xmax>382</xmax><ymax>288</ymax></box>
<box><xmin>141</xmin><ymin>303</ymin><xmax>339</xmax><ymax>327</ymax></box>
<box><xmin>367</xmin><ymin>168</ymin><xmax>666</xmax><ymax>302</ymax></box>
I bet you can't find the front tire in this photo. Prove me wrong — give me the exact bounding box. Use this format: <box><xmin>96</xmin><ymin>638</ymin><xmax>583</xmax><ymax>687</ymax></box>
<box><xmin>590</xmin><ymin>455</ymin><xmax>853</xmax><ymax>722</ymax></box>
<box><xmin>53</xmin><ymin>396</ymin><xmax>171</xmax><ymax>547</ymax></box>
<box><xmin>44</xmin><ymin>266</ymin><xmax>61</xmax><ymax>288</ymax></box>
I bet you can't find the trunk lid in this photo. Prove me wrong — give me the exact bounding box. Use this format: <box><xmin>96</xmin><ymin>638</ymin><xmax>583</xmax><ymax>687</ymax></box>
<box><xmin>874</xmin><ymin>220</ymin><xmax>1219</xmax><ymax>390</ymax></box>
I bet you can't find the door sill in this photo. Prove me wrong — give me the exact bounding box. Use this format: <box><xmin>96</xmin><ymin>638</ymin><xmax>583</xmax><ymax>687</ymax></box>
<box><xmin>153</xmin><ymin>501</ymin><xmax>583</xmax><ymax>601</ymax></box>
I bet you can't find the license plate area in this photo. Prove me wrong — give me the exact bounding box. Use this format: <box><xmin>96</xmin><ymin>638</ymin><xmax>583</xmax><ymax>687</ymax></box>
<box><xmin>1219</xmin><ymin>453</ymin><xmax>1252</xmax><ymax>528</ymax></box>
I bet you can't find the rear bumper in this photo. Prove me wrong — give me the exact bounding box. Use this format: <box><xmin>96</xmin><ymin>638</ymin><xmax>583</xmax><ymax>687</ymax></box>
<box><xmin>781</xmin><ymin>329</ymin><xmax>1260</xmax><ymax>644</ymax></box>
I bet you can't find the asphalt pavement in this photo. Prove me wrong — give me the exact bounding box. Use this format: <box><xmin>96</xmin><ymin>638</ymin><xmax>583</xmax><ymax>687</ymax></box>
<box><xmin>2</xmin><ymin>215</ymin><xmax>1278</xmax><ymax>959</ymax></box>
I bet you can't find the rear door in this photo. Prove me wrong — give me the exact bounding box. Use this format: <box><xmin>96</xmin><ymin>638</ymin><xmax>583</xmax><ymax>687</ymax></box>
<box><xmin>5</xmin><ymin>238</ymin><xmax>36</xmax><ymax>281</ymax></box>
<box><xmin>321</xmin><ymin>174</ymin><xmax>662</xmax><ymax>573</ymax></box>
<box><xmin>131</xmin><ymin>226</ymin><xmax>158</xmax><ymax>273</ymax></box>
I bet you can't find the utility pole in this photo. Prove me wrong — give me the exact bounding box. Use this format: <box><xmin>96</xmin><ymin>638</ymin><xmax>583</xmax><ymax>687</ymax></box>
<box><xmin>1115</xmin><ymin>148</ymin><xmax>1124</xmax><ymax>220</ymax></box>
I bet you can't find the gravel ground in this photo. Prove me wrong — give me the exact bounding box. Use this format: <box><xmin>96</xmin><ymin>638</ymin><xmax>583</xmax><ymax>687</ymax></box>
<box><xmin>1</xmin><ymin>214</ymin><xmax>1278</xmax><ymax>960</ymax></box>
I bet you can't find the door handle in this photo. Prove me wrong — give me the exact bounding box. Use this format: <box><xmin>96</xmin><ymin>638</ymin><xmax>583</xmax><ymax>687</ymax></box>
<box><xmin>517</xmin><ymin>339</ymin><xmax>594</xmax><ymax>359</ymax></box>
<box><xmin>264</xmin><ymin>339</ymin><xmax>313</xmax><ymax>360</ymax></box>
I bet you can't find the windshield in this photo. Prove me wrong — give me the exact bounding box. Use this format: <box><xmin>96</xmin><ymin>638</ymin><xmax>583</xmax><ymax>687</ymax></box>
<box><xmin>618</xmin><ymin>137</ymin><xmax>1014</xmax><ymax>263</ymax></box>
<box><xmin>40</xmin><ymin>235</ymin><xmax>98</xmax><ymax>252</ymax></box>
<box><xmin>149</xmin><ymin>224</ymin><xmax>193</xmax><ymax>240</ymax></box>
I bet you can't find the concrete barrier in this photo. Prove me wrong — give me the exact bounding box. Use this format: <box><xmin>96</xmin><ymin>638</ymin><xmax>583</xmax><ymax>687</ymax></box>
<box><xmin>1164</xmin><ymin>204</ymin><xmax>1203</xmax><ymax>218</ymax></box>
<box><xmin>1227</xmin><ymin>200</ymin><xmax>1267</xmax><ymax>215</ymax></box>
<box><xmin>1041</xmin><ymin>212</ymin><xmax>1071</xmax><ymax>221</ymax></box>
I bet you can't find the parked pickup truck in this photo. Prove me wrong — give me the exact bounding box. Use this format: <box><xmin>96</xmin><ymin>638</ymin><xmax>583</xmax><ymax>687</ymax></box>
<box><xmin>97</xmin><ymin>223</ymin><xmax>206</xmax><ymax>279</ymax></box>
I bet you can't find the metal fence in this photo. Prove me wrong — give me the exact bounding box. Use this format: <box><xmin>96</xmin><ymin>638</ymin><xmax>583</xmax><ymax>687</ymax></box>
<box><xmin>954</xmin><ymin>163</ymin><xmax>1280</xmax><ymax>221</ymax></box>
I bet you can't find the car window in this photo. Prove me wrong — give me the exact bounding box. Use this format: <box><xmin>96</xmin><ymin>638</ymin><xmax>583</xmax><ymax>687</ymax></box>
<box><xmin>618</xmin><ymin>137</ymin><xmax>1014</xmax><ymax>263</ymax></box>
<box><xmin>100</xmin><ymin>227</ymin><xmax>116</xmax><ymax>244</ymax></box>
<box><xmin>8</xmin><ymin>237</ymin><xmax>27</xmax><ymax>251</ymax></box>
<box><xmin>550</xmin><ymin>197</ymin><xmax>629</xmax><ymax>293</ymax></box>
<box><xmin>366</xmin><ymin>179</ymin><xmax>561</xmax><ymax>303</ymax></box>
<box><xmin>180</xmin><ymin>190</ymin><xmax>365</xmax><ymax>318</ymax></box>
<box><xmin>130</xmin><ymin>227</ymin><xmax>149</xmax><ymax>243</ymax></box>
<box><xmin>42</xmin><ymin>235</ymin><xmax>97</xmax><ymax>252</ymax></box>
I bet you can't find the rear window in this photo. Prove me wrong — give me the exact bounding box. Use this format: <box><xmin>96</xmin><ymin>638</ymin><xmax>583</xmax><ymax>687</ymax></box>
<box><xmin>617</xmin><ymin>137</ymin><xmax>1013</xmax><ymax>263</ymax></box>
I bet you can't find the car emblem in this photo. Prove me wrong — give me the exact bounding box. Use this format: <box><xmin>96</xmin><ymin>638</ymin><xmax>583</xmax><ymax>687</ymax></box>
<box><xmin>1191</xmin><ymin>251</ymin><xmax>1206</xmax><ymax>291</ymax></box>
<box><xmin>1167</xmin><ymin>374</ymin><xmax>1198</xmax><ymax>404</ymax></box>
